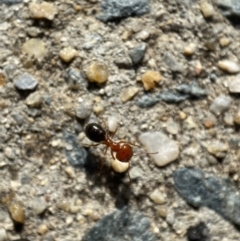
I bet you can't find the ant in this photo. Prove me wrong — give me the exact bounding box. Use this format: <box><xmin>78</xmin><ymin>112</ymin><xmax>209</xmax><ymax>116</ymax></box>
<box><xmin>84</xmin><ymin>121</ymin><xmax>157</xmax><ymax>182</ymax></box>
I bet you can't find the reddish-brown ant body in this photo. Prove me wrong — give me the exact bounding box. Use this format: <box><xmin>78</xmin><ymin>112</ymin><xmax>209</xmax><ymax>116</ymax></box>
<box><xmin>84</xmin><ymin>122</ymin><xmax>158</xmax><ymax>182</ymax></box>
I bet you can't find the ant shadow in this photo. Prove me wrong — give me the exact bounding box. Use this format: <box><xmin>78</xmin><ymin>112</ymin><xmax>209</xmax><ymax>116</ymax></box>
<box><xmin>83</xmin><ymin>150</ymin><xmax>133</xmax><ymax>208</ymax></box>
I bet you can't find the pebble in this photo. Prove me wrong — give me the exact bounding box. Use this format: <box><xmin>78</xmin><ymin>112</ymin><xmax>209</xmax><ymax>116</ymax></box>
<box><xmin>85</xmin><ymin>62</ymin><xmax>109</xmax><ymax>84</ymax></box>
<box><xmin>224</xmin><ymin>113</ymin><xmax>234</xmax><ymax>126</ymax></box>
<box><xmin>8</xmin><ymin>202</ymin><xmax>25</xmax><ymax>224</ymax></box>
<box><xmin>111</xmin><ymin>158</ymin><xmax>129</xmax><ymax>173</ymax></box>
<box><xmin>138</xmin><ymin>131</ymin><xmax>179</xmax><ymax>167</ymax></box>
<box><xmin>14</xmin><ymin>73</ymin><xmax>38</xmax><ymax>91</ymax></box>
<box><xmin>59</xmin><ymin>47</ymin><xmax>78</xmax><ymax>63</ymax></box>
<box><xmin>187</xmin><ymin>222</ymin><xmax>210</xmax><ymax>241</ymax></box>
<box><xmin>120</xmin><ymin>86</ymin><xmax>139</xmax><ymax>103</ymax></box>
<box><xmin>157</xmin><ymin>206</ymin><xmax>167</xmax><ymax>219</ymax></box>
<box><xmin>64</xmin><ymin>68</ymin><xmax>88</xmax><ymax>90</ymax></box>
<box><xmin>200</xmin><ymin>2</ymin><xmax>215</xmax><ymax>18</ymax></box>
<box><xmin>141</xmin><ymin>70</ymin><xmax>162</xmax><ymax>91</ymax></box>
<box><xmin>156</xmin><ymin>92</ymin><xmax>188</xmax><ymax>103</ymax></box>
<box><xmin>206</xmin><ymin>140</ymin><xmax>228</xmax><ymax>158</ymax></box>
<box><xmin>129</xmin><ymin>166</ymin><xmax>143</xmax><ymax>180</ymax></box>
<box><xmin>166</xmin><ymin>118</ymin><xmax>180</xmax><ymax>135</ymax></box>
<box><xmin>228</xmin><ymin>74</ymin><xmax>240</xmax><ymax>93</ymax></box>
<box><xmin>219</xmin><ymin>37</ymin><xmax>230</xmax><ymax>47</ymax></box>
<box><xmin>0</xmin><ymin>227</ymin><xmax>7</xmax><ymax>241</ymax></box>
<box><xmin>183</xmin><ymin>43</ymin><xmax>196</xmax><ymax>56</ymax></box>
<box><xmin>93</xmin><ymin>103</ymin><xmax>104</xmax><ymax>115</ymax></box>
<box><xmin>29</xmin><ymin>2</ymin><xmax>57</xmax><ymax>20</ymax></box>
<box><xmin>210</xmin><ymin>95</ymin><xmax>232</xmax><ymax>115</ymax></box>
<box><xmin>163</xmin><ymin>52</ymin><xmax>183</xmax><ymax>72</ymax></box>
<box><xmin>97</xmin><ymin>0</ymin><xmax>150</xmax><ymax>22</ymax></box>
<box><xmin>114</xmin><ymin>53</ymin><xmax>132</xmax><ymax>68</ymax></box>
<box><xmin>136</xmin><ymin>94</ymin><xmax>159</xmax><ymax>108</ymax></box>
<box><xmin>0</xmin><ymin>72</ymin><xmax>6</xmax><ymax>87</ymax></box>
<box><xmin>56</xmin><ymin>200</ymin><xmax>71</xmax><ymax>212</ymax></box>
<box><xmin>4</xmin><ymin>147</ymin><xmax>15</xmax><ymax>160</ymax></box>
<box><xmin>129</xmin><ymin>43</ymin><xmax>147</xmax><ymax>65</ymax></box>
<box><xmin>75</xmin><ymin>101</ymin><xmax>93</xmax><ymax>119</ymax></box>
<box><xmin>37</xmin><ymin>224</ymin><xmax>48</xmax><ymax>235</ymax></box>
<box><xmin>26</xmin><ymin>91</ymin><xmax>44</xmax><ymax>108</ymax></box>
<box><xmin>65</xmin><ymin>166</ymin><xmax>75</xmax><ymax>179</ymax></box>
<box><xmin>218</xmin><ymin>60</ymin><xmax>240</xmax><ymax>74</ymax></box>
<box><xmin>22</xmin><ymin>39</ymin><xmax>46</xmax><ymax>59</ymax></box>
<box><xmin>176</xmin><ymin>83</ymin><xmax>207</xmax><ymax>98</ymax></box>
<box><xmin>234</xmin><ymin>111</ymin><xmax>240</xmax><ymax>125</ymax></box>
<box><xmin>149</xmin><ymin>189</ymin><xmax>166</xmax><ymax>204</ymax></box>
<box><xmin>202</xmin><ymin>115</ymin><xmax>216</xmax><ymax>128</ymax></box>
<box><xmin>107</xmin><ymin>115</ymin><xmax>119</xmax><ymax>133</ymax></box>
<box><xmin>31</xmin><ymin>197</ymin><xmax>48</xmax><ymax>215</ymax></box>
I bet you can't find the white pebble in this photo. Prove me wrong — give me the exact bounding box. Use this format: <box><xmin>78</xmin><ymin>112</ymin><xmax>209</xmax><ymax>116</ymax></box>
<box><xmin>166</xmin><ymin>118</ymin><xmax>180</xmax><ymax>135</ymax></box>
<box><xmin>210</xmin><ymin>95</ymin><xmax>232</xmax><ymax>115</ymax></box>
<box><xmin>229</xmin><ymin>74</ymin><xmax>240</xmax><ymax>93</ymax></box>
<box><xmin>149</xmin><ymin>189</ymin><xmax>166</xmax><ymax>204</ymax></box>
<box><xmin>0</xmin><ymin>227</ymin><xmax>7</xmax><ymax>241</ymax></box>
<box><xmin>218</xmin><ymin>60</ymin><xmax>240</xmax><ymax>74</ymax></box>
<box><xmin>31</xmin><ymin>197</ymin><xmax>48</xmax><ymax>215</ymax></box>
<box><xmin>138</xmin><ymin>132</ymin><xmax>179</xmax><ymax>167</ymax></box>
<box><xmin>107</xmin><ymin>115</ymin><xmax>119</xmax><ymax>133</ymax></box>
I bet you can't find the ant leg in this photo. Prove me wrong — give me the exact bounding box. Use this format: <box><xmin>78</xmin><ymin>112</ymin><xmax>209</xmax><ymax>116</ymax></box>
<box><xmin>83</xmin><ymin>143</ymin><xmax>101</xmax><ymax>147</ymax></box>
<box><xmin>126</xmin><ymin>162</ymin><xmax>132</xmax><ymax>184</ymax></box>
<box><xmin>98</xmin><ymin>158</ymin><xmax>105</xmax><ymax>177</ymax></box>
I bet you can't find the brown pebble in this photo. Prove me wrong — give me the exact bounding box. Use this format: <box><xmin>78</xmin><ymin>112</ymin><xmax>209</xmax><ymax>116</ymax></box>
<box><xmin>86</xmin><ymin>62</ymin><xmax>109</xmax><ymax>84</ymax></box>
<box><xmin>141</xmin><ymin>70</ymin><xmax>162</xmax><ymax>91</ymax></box>
<box><xmin>8</xmin><ymin>202</ymin><xmax>25</xmax><ymax>224</ymax></box>
<box><xmin>203</xmin><ymin>117</ymin><xmax>216</xmax><ymax>128</ymax></box>
<box><xmin>0</xmin><ymin>73</ymin><xmax>6</xmax><ymax>86</ymax></box>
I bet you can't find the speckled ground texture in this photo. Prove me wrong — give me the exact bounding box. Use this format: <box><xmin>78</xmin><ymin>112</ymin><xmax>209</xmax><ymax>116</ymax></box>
<box><xmin>1</xmin><ymin>0</ymin><xmax>240</xmax><ymax>240</ymax></box>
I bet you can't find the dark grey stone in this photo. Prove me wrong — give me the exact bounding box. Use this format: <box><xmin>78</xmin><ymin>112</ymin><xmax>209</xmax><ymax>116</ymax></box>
<box><xmin>156</xmin><ymin>92</ymin><xmax>189</xmax><ymax>103</ymax></box>
<box><xmin>217</xmin><ymin>0</ymin><xmax>240</xmax><ymax>18</ymax></box>
<box><xmin>14</xmin><ymin>73</ymin><xmax>38</xmax><ymax>91</ymax></box>
<box><xmin>129</xmin><ymin>43</ymin><xmax>147</xmax><ymax>65</ymax></box>
<box><xmin>0</xmin><ymin>0</ymin><xmax>22</xmax><ymax>4</ymax></box>
<box><xmin>176</xmin><ymin>83</ymin><xmax>207</xmax><ymax>98</ymax></box>
<box><xmin>136</xmin><ymin>94</ymin><xmax>159</xmax><ymax>108</ymax></box>
<box><xmin>187</xmin><ymin>222</ymin><xmax>210</xmax><ymax>241</ymax></box>
<box><xmin>173</xmin><ymin>167</ymin><xmax>240</xmax><ymax>226</ymax></box>
<box><xmin>97</xmin><ymin>0</ymin><xmax>150</xmax><ymax>22</ymax></box>
<box><xmin>82</xmin><ymin>207</ymin><xmax>157</xmax><ymax>241</ymax></box>
<box><xmin>163</xmin><ymin>52</ymin><xmax>184</xmax><ymax>72</ymax></box>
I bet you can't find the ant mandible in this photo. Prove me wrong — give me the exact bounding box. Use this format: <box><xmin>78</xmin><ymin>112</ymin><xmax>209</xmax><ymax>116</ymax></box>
<box><xmin>84</xmin><ymin>121</ymin><xmax>157</xmax><ymax>182</ymax></box>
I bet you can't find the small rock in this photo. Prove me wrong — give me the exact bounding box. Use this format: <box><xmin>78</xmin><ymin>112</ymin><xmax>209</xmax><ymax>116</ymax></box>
<box><xmin>114</xmin><ymin>53</ymin><xmax>132</xmax><ymax>68</ymax></box>
<box><xmin>8</xmin><ymin>202</ymin><xmax>25</xmax><ymax>224</ymax></box>
<box><xmin>64</xmin><ymin>68</ymin><xmax>88</xmax><ymax>90</ymax></box>
<box><xmin>31</xmin><ymin>197</ymin><xmax>48</xmax><ymax>215</ymax></box>
<box><xmin>129</xmin><ymin>43</ymin><xmax>147</xmax><ymax>65</ymax></box>
<box><xmin>111</xmin><ymin>158</ymin><xmax>129</xmax><ymax>173</ymax></box>
<box><xmin>224</xmin><ymin>113</ymin><xmax>234</xmax><ymax>126</ymax></box>
<box><xmin>141</xmin><ymin>70</ymin><xmax>162</xmax><ymax>91</ymax></box>
<box><xmin>75</xmin><ymin>101</ymin><xmax>93</xmax><ymax>119</ymax></box>
<box><xmin>163</xmin><ymin>52</ymin><xmax>183</xmax><ymax>72</ymax></box>
<box><xmin>156</xmin><ymin>92</ymin><xmax>188</xmax><ymax>103</ymax></box>
<box><xmin>4</xmin><ymin>147</ymin><xmax>15</xmax><ymax>160</ymax></box>
<box><xmin>176</xmin><ymin>83</ymin><xmax>207</xmax><ymax>98</ymax></box>
<box><xmin>14</xmin><ymin>73</ymin><xmax>38</xmax><ymax>91</ymax></box>
<box><xmin>86</xmin><ymin>62</ymin><xmax>109</xmax><ymax>84</ymax></box>
<box><xmin>136</xmin><ymin>94</ymin><xmax>158</xmax><ymax>108</ymax></box>
<box><xmin>138</xmin><ymin>131</ymin><xmax>179</xmax><ymax>167</ymax></box>
<box><xmin>187</xmin><ymin>222</ymin><xmax>210</xmax><ymax>241</ymax></box>
<box><xmin>59</xmin><ymin>47</ymin><xmax>78</xmax><ymax>63</ymax></box>
<box><xmin>0</xmin><ymin>72</ymin><xmax>6</xmax><ymax>87</ymax></box>
<box><xmin>149</xmin><ymin>189</ymin><xmax>166</xmax><ymax>204</ymax></box>
<box><xmin>0</xmin><ymin>227</ymin><xmax>7</xmax><ymax>241</ymax></box>
<box><xmin>129</xmin><ymin>166</ymin><xmax>143</xmax><ymax>180</ymax></box>
<box><xmin>233</xmin><ymin>111</ymin><xmax>240</xmax><ymax>125</ymax></box>
<box><xmin>157</xmin><ymin>206</ymin><xmax>168</xmax><ymax>218</ymax></box>
<box><xmin>26</xmin><ymin>91</ymin><xmax>44</xmax><ymax>108</ymax></box>
<box><xmin>65</xmin><ymin>166</ymin><xmax>75</xmax><ymax>178</ymax></box>
<box><xmin>37</xmin><ymin>224</ymin><xmax>48</xmax><ymax>235</ymax></box>
<box><xmin>200</xmin><ymin>2</ymin><xmax>215</xmax><ymax>18</ymax></box>
<box><xmin>29</xmin><ymin>2</ymin><xmax>57</xmax><ymax>20</ymax></box>
<box><xmin>56</xmin><ymin>200</ymin><xmax>71</xmax><ymax>212</ymax></box>
<box><xmin>206</xmin><ymin>140</ymin><xmax>228</xmax><ymax>158</ymax></box>
<box><xmin>120</xmin><ymin>86</ymin><xmax>139</xmax><ymax>103</ymax></box>
<box><xmin>107</xmin><ymin>115</ymin><xmax>119</xmax><ymax>133</ymax></box>
<box><xmin>22</xmin><ymin>39</ymin><xmax>46</xmax><ymax>59</ymax></box>
<box><xmin>93</xmin><ymin>103</ymin><xmax>104</xmax><ymax>115</ymax></box>
<box><xmin>166</xmin><ymin>118</ymin><xmax>180</xmax><ymax>135</ymax></box>
<box><xmin>184</xmin><ymin>43</ymin><xmax>196</xmax><ymax>56</ymax></box>
<box><xmin>218</xmin><ymin>60</ymin><xmax>240</xmax><ymax>74</ymax></box>
<box><xmin>202</xmin><ymin>115</ymin><xmax>216</xmax><ymax>128</ymax></box>
<box><xmin>219</xmin><ymin>37</ymin><xmax>230</xmax><ymax>47</ymax></box>
<box><xmin>210</xmin><ymin>95</ymin><xmax>232</xmax><ymax>115</ymax></box>
<box><xmin>229</xmin><ymin>74</ymin><xmax>240</xmax><ymax>93</ymax></box>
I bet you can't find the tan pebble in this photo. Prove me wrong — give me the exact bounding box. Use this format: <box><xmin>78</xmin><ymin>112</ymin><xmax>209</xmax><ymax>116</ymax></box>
<box><xmin>157</xmin><ymin>205</ymin><xmax>168</xmax><ymax>218</ymax></box>
<box><xmin>234</xmin><ymin>114</ymin><xmax>240</xmax><ymax>125</ymax></box>
<box><xmin>218</xmin><ymin>60</ymin><xmax>240</xmax><ymax>74</ymax></box>
<box><xmin>183</xmin><ymin>43</ymin><xmax>196</xmax><ymax>56</ymax></box>
<box><xmin>93</xmin><ymin>103</ymin><xmax>104</xmax><ymax>115</ymax></box>
<box><xmin>8</xmin><ymin>202</ymin><xmax>25</xmax><ymax>224</ymax></box>
<box><xmin>56</xmin><ymin>200</ymin><xmax>71</xmax><ymax>212</ymax></box>
<box><xmin>203</xmin><ymin>117</ymin><xmax>215</xmax><ymax>128</ymax></box>
<box><xmin>179</xmin><ymin>111</ymin><xmax>187</xmax><ymax>120</ymax></box>
<box><xmin>120</xmin><ymin>86</ymin><xmax>139</xmax><ymax>103</ymax></box>
<box><xmin>22</xmin><ymin>38</ymin><xmax>46</xmax><ymax>59</ymax></box>
<box><xmin>65</xmin><ymin>166</ymin><xmax>75</xmax><ymax>178</ymax></box>
<box><xmin>29</xmin><ymin>2</ymin><xmax>57</xmax><ymax>20</ymax></box>
<box><xmin>0</xmin><ymin>73</ymin><xmax>6</xmax><ymax>86</ymax></box>
<box><xmin>219</xmin><ymin>37</ymin><xmax>230</xmax><ymax>47</ymax></box>
<box><xmin>70</xmin><ymin>205</ymin><xmax>80</xmax><ymax>214</ymax></box>
<box><xmin>59</xmin><ymin>47</ymin><xmax>78</xmax><ymax>63</ymax></box>
<box><xmin>111</xmin><ymin>158</ymin><xmax>129</xmax><ymax>173</ymax></box>
<box><xmin>141</xmin><ymin>70</ymin><xmax>162</xmax><ymax>91</ymax></box>
<box><xmin>149</xmin><ymin>189</ymin><xmax>166</xmax><ymax>204</ymax></box>
<box><xmin>37</xmin><ymin>224</ymin><xmax>48</xmax><ymax>235</ymax></box>
<box><xmin>194</xmin><ymin>61</ymin><xmax>203</xmax><ymax>75</ymax></box>
<box><xmin>200</xmin><ymin>2</ymin><xmax>215</xmax><ymax>18</ymax></box>
<box><xmin>26</xmin><ymin>91</ymin><xmax>44</xmax><ymax>108</ymax></box>
<box><xmin>86</xmin><ymin>62</ymin><xmax>109</xmax><ymax>84</ymax></box>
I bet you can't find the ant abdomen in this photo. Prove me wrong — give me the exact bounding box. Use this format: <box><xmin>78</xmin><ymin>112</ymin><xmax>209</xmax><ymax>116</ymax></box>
<box><xmin>85</xmin><ymin>123</ymin><xmax>106</xmax><ymax>143</ymax></box>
